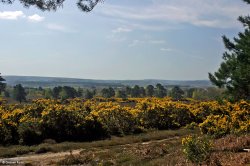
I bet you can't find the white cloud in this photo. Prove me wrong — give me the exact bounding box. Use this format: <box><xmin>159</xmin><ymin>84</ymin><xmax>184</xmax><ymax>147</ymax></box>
<box><xmin>128</xmin><ymin>39</ymin><xmax>166</xmax><ymax>47</ymax></box>
<box><xmin>107</xmin><ymin>34</ymin><xmax>127</xmax><ymax>42</ymax></box>
<box><xmin>160</xmin><ymin>48</ymin><xmax>172</xmax><ymax>52</ymax></box>
<box><xmin>46</xmin><ymin>23</ymin><xmax>75</xmax><ymax>33</ymax></box>
<box><xmin>0</xmin><ymin>11</ymin><xmax>25</xmax><ymax>20</ymax></box>
<box><xmin>112</xmin><ymin>27</ymin><xmax>132</xmax><ymax>33</ymax></box>
<box><xmin>28</xmin><ymin>14</ymin><xmax>44</xmax><ymax>22</ymax></box>
<box><xmin>129</xmin><ymin>40</ymin><xmax>143</xmax><ymax>47</ymax></box>
<box><xmin>150</xmin><ymin>40</ymin><xmax>166</xmax><ymax>44</ymax></box>
<box><xmin>0</xmin><ymin>11</ymin><xmax>46</xmax><ymax>24</ymax></box>
<box><xmin>98</xmin><ymin>0</ymin><xmax>250</xmax><ymax>29</ymax></box>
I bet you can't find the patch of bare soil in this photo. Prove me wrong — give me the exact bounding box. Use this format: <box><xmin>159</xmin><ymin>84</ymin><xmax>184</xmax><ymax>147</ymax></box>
<box><xmin>0</xmin><ymin>149</ymin><xmax>82</xmax><ymax>166</ymax></box>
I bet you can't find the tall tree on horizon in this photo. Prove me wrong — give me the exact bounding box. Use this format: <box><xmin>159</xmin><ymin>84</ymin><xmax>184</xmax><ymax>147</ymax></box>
<box><xmin>209</xmin><ymin>0</ymin><xmax>250</xmax><ymax>100</ymax></box>
<box><xmin>0</xmin><ymin>73</ymin><xmax>6</xmax><ymax>95</ymax></box>
<box><xmin>170</xmin><ymin>86</ymin><xmax>184</xmax><ymax>100</ymax></box>
<box><xmin>13</xmin><ymin>84</ymin><xmax>27</xmax><ymax>103</ymax></box>
<box><xmin>155</xmin><ymin>83</ymin><xmax>167</xmax><ymax>98</ymax></box>
<box><xmin>146</xmin><ymin>85</ymin><xmax>154</xmax><ymax>97</ymax></box>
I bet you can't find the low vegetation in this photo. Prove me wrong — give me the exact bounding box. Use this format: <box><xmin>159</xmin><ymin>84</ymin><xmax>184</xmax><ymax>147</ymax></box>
<box><xmin>0</xmin><ymin>97</ymin><xmax>249</xmax><ymax>146</ymax></box>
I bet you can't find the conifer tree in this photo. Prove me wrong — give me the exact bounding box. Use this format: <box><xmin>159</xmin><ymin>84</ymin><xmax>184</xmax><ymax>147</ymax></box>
<box><xmin>1</xmin><ymin>0</ymin><xmax>101</xmax><ymax>12</ymax></box>
<box><xmin>13</xmin><ymin>84</ymin><xmax>27</xmax><ymax>103</ymax></box>
<box><xmin>209</xmin><ymin>0</ymin><xmax>250</xmax><ymax>100</ymax></box>
<box><xmin>0</xmin><ymin>73</ymin><xmax>6</xmax><ymax>95</ymax></box>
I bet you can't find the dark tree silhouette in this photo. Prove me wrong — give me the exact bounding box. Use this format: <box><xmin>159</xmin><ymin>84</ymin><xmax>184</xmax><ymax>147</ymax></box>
<box><xmin>1</xmin><ymin>0</ymin><xmax>102</xmax><ymax>12</ymax></box>
<box><xmin>0</xmin><ymin>73</ymin><xmax>6</xmax><ymax>95</ymax></box>
<box><xmin>13</xmin><ymin>84</ymin><xmax>27</xmax><ymax>103</ymax></box>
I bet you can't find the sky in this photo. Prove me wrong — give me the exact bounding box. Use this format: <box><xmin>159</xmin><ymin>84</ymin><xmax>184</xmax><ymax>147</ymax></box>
<box><xmin>0</xmin><ymin>0</ymin><xmax>249</xmax><ymax>80</ymax></box>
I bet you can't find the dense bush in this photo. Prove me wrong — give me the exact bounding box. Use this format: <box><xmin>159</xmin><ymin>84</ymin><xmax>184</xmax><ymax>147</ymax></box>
<box><xmin>199</xmin><ymin>101</ymin><xmax>250</xmax><ymax>137</ymax></box>
<box><xmin>18</xmin><ymin>122</ymin><xmax>42</xmax><ymax>145</ymax></box>
<box><xmin>136</xmin><ymin>98</ymin><xmax>194</xmax><ymax>129</ymax></box>
<box><xmin>91</xmin><ymin>102</ymin><xmax>138</xmax><ymax>136</ymax></box>
<box><xmin>0</xmin><ymin>98</ymin><xmax>249</xmax><ymax>145</ymax></box>
<box><xmin>0</xmin><ymin>121</ymin><xmax>12</xmax><ymax>145</ymax></box>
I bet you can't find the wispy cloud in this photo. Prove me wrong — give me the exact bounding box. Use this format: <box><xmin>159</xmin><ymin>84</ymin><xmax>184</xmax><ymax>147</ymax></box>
<box><xmin>128</xmin><ymin>39</ymin><xmax>167</xmax><ymax>47</ymax></box>
<box><xmin>160</xmin><ymin>48</ymin><xmax>172</xmax><ymax>52</ymax></box>
<box><xmin>129</xmin><ymin>40</ymin><xmax>143</xmax><ymax>47</ymax></box>
<box><xmin>28</xmin><ymin>14</ymin><xmax>44</xmax><ymax>22</ymax></box>
<box><xmin>0</xmin><ymin>11</ymin><xmax>25</xmax><ymax>20</ymax></box>
<box><xmin>98</xmin><ymin>0</ymin><xmax>250</xmax><ymax>29</ymax></box>
<box><xmin>46</xmin><ymin>23</ymin><xmax>75</xmax><ymax>33</ymax></box>
<box><xmin>112</xmin><ymin>27</ymin><xmax>132</xmax><ymax>33</ymax></box>
<box><xmin>150</xmin><ymin>40</ymin><xmax>166</xmax><ymax>44</ymax></box>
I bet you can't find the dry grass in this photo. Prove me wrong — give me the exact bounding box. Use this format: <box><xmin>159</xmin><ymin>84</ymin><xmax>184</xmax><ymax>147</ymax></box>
<box><xmin>1</xmin><ymin>130</ymin><xmax>249</xmax><ymax>166</ymax></box>
<box><xmin>57</xmin><ymin>133</ymin><xmax>250</xmax><ymax>166</ymax></box>
<box><xmin>0</xmin><ymin>129</ymin><xmax>194</xmax><ymax>158</ymax></box>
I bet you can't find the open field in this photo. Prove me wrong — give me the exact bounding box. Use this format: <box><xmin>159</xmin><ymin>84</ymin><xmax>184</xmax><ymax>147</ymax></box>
<box><xmin>0</xmin><ymin>129</ymin><xmax>249</xmax><ymax>166</ymax></box>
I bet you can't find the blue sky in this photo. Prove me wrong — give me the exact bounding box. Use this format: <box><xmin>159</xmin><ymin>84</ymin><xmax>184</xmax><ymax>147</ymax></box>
<box><xmin>0</xmin><ymin>0</ymin><xmax>249</xmax><ymax>80</ymax></box>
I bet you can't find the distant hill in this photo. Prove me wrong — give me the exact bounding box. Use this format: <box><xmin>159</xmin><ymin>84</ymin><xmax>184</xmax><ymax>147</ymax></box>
<box><xmin>3</xmin><ymin>76</ymin><xmax>212</xmax><ymax>88</ymax></box>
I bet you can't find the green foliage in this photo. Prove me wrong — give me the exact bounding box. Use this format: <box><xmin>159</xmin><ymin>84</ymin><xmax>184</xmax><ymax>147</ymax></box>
<box><xmin>0</xmin><ymin>73</ymin><xmax>6</xmax><ymax>95</ymax></box>
<box><xmin>0</xmin><ymin>0</ymin><xmax>101</xmax><ymax>12</ymax></box>
<box><xmin>136</xmin><ymin>101</ymin><xmax>194</xmax><ymax>130</ymax></box>
<box><xmin>41</xmin><ymin>108</ymin><xmax>109</xmax><ymax>142</ymax></box>
<box><xmin>101</xmin><ymin>87</ymin><xmax>115</xmax><ymax>98</ymax></box>
<box><xmin>116</xmin><ymin>90</ymin><xmax>127</xmax><ymax>99</ymax></box>
<box><xmin>209</xmin><ymin>0</ymin><xmax>250</xmax><ymax>101</ymax></box>
<box><xmin>185</xmin><ymin>122</ymin><xmax>198</xmax><ymax>130</ymax></box>
<box><xmin>155</xmin><ymin>83</ymin><xmax>167</xmax><ymax>98</ymax></box>
<box><xmin>0</xmin><ymin>121</ymin><xmax>12</xmax><ymax>145</ymax></box>
<box><xmin>52</xmin><ymin>86</ymin><xmax>62</xmax><ymax>99</ymax></box>
<box><xmin>93</xmin><ymin>104</ymin><xmax>137</xmax><ymax>136</ymax></box>
<box><xmin>59</xmin><ymin>86</ymin><xmax>78</xmax><ymax>100</ymax></box>
<box><xmin>84</xmin><ymin>89</ymin><xmax>95</xmax><ymax>99</ymax></box>
<box><xmin>44</xmin><ymin>89</ymin><xmax>53</xmax><ymax>99</ymax></box>
<box><xmin>182</xmin><ymin>135</ymin><xmax>212</xmax><ymax>164</ymax></box>
<box><xmin>18</xmin><ymin>122</ymin><xmax>42</xmax><ymax>145</ymax></box>
<box><xmin>131</xmin><ymin>85</ymin><xmax>141</xmax><ymax>98</ymax></box>
<box><xmin>41</xmin><ymin>109</ymin><xmax>84</xmax><ymax>142</ymax></box>
<box><xmin>146</xmin><ymin>85</ymin><xmax>154</xmax><ymax>97</ymax></box>
<box><xmin>192</xmin><ymin>87</ymin><xmax>224</xmax><ymax>101</ymax></box>
<box><xmin>170</xmin><ymin>86</ymin><xmax>184</xmax><ymax>100</ymax></box>
<box><xmin>13</xmin><ymin>84</ymin><xmax>27</xmax><ymax>103</ymax></box>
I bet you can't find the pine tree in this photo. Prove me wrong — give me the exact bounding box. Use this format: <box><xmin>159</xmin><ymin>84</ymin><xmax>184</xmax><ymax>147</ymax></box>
<box><xmin>1</xmin><ymin>0</ymin><xmax>101</xmax><ymax>12</ymax></box>
<box><xmin>209</xmin><ymin>0</ymin><xmax>250</xmax><ymax>100</ymax></box>
<box><xmin>13</xmin><ymin>84</ymin><xmax>27</xmax><ymax>103</ymax></box>
<box><xmin>0</xmin><ymin>73</ymin><xmax>6</xmax><ymax>95</ymax></box>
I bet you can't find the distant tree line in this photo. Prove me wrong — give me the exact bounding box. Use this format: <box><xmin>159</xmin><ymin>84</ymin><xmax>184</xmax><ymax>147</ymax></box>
<box><xmin>0</xmin><ymin>84</ymin><xmax>224</xmax><ymax>103</ymax></box>
<box><xmin>0</xmin><ymin>73</ymin><xmax>224</xmax><ymax>102</ymax></box>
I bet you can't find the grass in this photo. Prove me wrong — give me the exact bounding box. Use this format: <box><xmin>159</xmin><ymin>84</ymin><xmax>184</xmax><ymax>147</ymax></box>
<box><xmin>57</xmin><ymin>135</ymin><xmax>188</xmax><ymax>166</ymax></box>
<box><xmin>57</xmin><ymin>133</ymin><xmax>250</xmax><ymax>166</ymax></box>
<box><xmin>1</xmin><ymin>128</ymin><xmax>249</xmax><ymax>165</ymax></box>
<box><xmin>0</xmin><ymin>128</ymin><xmax>196</xmax><ymax>158</ymax></box>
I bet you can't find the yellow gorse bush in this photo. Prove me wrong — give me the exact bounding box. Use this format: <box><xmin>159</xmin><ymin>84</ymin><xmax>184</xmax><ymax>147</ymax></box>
<box><xmin>0</xmin><ymin>98</ymin><xmax>249</xmax><ymax>144</ymax></box>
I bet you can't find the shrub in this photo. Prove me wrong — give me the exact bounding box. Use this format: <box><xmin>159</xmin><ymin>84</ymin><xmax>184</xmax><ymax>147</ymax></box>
<box><xmin>92</xmin><ymin>103</ymin><xmax>137</xmax><ymax>136</ymax></box>
<box><xmin>185</xmin><ymin>122</ymin><xmax>198</xmax><ymax>130</ymax></box>
<box><xmin>182</xmin><ymin>135</ymin><xmax>212</xmax><ymax>164</ymax></box>
<box><xmin>0</xmin><ymin>121</ymin><xmax>12</xmax><ymax>145</ymax></box>
<box><xmin>18</xmin><ymin>122</ymin><xmax>42</xmax><ymax>145</ymax></box>
<box><xmin>41</xmin><ymin>109</ymin><xmax>84</xmax><ymax>142</ymax></box>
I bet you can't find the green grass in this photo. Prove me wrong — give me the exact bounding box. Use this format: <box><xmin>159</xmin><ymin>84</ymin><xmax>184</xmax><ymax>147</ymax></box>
<box><xmin>0</xmin><ymin>128</ymin><xmax>197</xmax><ymax>158</ymax></box>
